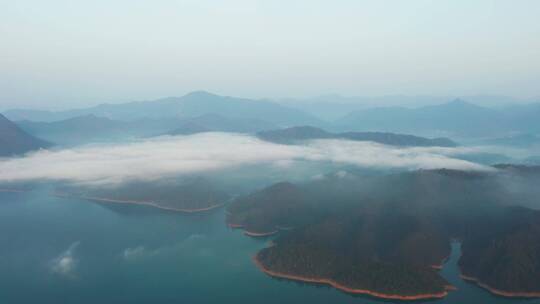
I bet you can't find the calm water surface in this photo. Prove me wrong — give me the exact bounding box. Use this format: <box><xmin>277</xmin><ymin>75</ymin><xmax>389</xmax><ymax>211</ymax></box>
<box><xmin>1</xmin><ymin>189</ymin><xmax>539</xmax><ymax>304</ymax></box>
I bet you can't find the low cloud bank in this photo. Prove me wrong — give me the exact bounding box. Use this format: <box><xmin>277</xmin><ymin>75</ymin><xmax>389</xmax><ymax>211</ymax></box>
<box><xmin>0</xmin><ymin>133</ymin><xmax>490</xmax><ymax>185</ymax></box>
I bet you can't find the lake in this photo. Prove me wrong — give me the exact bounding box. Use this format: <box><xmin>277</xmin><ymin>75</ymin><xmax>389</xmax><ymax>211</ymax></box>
<box><xmin>1</xmin><ymin>188</ymin><xmax>539</xmax><ymax>304</ymax></box>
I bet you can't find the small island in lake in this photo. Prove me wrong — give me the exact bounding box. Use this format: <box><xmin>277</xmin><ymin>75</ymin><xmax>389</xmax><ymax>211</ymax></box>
<box><xmin>57</xmin><ymin>178</ymin><xmax>229</xmax><ymax>213</ymax></box>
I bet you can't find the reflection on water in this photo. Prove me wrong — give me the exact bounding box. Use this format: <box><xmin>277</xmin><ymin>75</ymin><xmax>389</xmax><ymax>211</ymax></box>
<box><xmin>1</xmin><ymin>189</ymin><xmax>539</xmax><ymax>304</ymax></box>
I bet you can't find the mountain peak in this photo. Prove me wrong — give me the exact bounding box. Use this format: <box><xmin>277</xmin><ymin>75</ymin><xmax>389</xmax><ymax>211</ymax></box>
<box><xmin>183</xmin><ymin>91</ymin><xmax>219</xmax><ymax>99</ymax></box>
<box><xmin>425</xmin><ymin>98</ymin><xmax>490</xmax><ymax>113</ymax></box>
<box><xmin>445</xmin><ymin>98</ymin><xmax>477</xmax><ymax>108</ymax></box>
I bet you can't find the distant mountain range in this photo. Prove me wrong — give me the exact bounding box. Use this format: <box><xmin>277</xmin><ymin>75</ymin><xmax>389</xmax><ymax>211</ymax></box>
<box><xmin>165</xmin><ymin>114</ymin><xmax>277</xmax><ymax>136</ymax></box>
<box><xmin>5</xmin><ymin>93</ymin><xmax>540</xmax><ymax>141</ymax></box>
<box><xmin>481</xmin><ymin>134</ymin><xmax>540</xmax><ymax>147</ymax></box>
<box><xmin>16</xmin><ymin>115</ymin><xmax>140</xmax><ymax>145</ymax></box>
<box><xmin>16</xmin><ymin>113</ymin><xmax>278</xmax><ymax>145</ymax></box>
<box><xmin>4</xmin><ymin>91</ymin><xmax>323</xmax><ymax>127</ymax></box>
<box><xmin>336</xmin><ymin>99</ymin><xmax>540</xmax><ymax>137</ymax></box>
<box><xmin>279</xmin><ymin>95</ymin><xmax>538</xmax><ymax>121</ymax></box>
<box><xmin>0</xmin><ymin>114</ymin><xmax>50</xmax><ymax>156</ymax></box>
<box><xmin>257</xmin><ymin>126</ymin><xmax>457</xmax><ymax>147</ymax></box>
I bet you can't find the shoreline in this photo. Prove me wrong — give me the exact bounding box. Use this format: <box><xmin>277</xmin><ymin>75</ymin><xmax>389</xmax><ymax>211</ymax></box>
<box><xmin>431</xmin><ymin>254</ymin><xmax>451</xmax><ymax>270</ymax></box>
<box><xmin>253</xmin><ymin>254</ymin><xmax>452</xmax><ymax>301</ymax></box>
<box><xmin>460</xmin><ymin>272</ymin><xmax>540</xmax><ymax>298</ymax></box>
<box><xmin>0</xmin><ymin>188</ymin><xmax>27</xmax><ymax>193</ymax></box>
<box><xmin>227</xmin><ymin>223</ymin><xmax>244</xmax><ymax>229</ymax></box>
<box><xmin>457</xmin><ymin>243</ymin><xmax>540</xmax><ymax>298</ymax></box>
<box><xmin>244</xmin><ymin>230</ymin><xmax>278</xmax><ymax>237</ymax></box>
<box><xmin>226</xmin><ymin>221</ymin><xmax>278</xmax><ymax>237</ymax></box>
<box><xmin>55</xmin><ymin>193</ymin><xmax>225</xmax><ymax>214</ymax></box>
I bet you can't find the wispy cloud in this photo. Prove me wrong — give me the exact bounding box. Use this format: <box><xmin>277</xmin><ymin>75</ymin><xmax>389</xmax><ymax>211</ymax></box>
<box><xmin>122</xmin><ymin>234</ymin><xmax>207</xmax><ymax>262</ymax></box>
<box><xmin>0</xmin><ymin>133</ymin><xmax>490</xmax><ymax>185</ymax></box>
<box><xmin>49</xmin><ymin>241</ymin><xmax>80</xmax><ymax>278</ymax></box>
<box><xmin>122</xmin><ymin>246</ymin><xmax>148</xmax><ymax>261</ymax></box>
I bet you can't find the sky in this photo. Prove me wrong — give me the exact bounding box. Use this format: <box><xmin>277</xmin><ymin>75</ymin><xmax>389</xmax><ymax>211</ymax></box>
<box><xmin>1</xmin><ymin>0</ymin><xmax>539</xmax><ymax>110</ymax></box>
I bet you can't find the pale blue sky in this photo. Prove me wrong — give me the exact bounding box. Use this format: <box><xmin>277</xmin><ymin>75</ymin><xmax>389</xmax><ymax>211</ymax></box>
<box><xmin>1</xmin><ymin>0</ymin><xmax>539</xmax><ymax>109</ymax></box>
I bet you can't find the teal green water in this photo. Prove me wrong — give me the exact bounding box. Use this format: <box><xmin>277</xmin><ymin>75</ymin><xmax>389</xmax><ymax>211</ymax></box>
<box><xmin>1</xmin><ymin>189</ymin><xmax>540</xmax><ymax>304</ymax></box>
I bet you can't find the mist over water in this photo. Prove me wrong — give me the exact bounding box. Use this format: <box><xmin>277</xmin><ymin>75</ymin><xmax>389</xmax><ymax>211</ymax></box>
<box><xmin>1</xmin><ymin>188</ymin><xmax>539</xmax><ymax>304</ymax></box>
<box><xmin>0</xmin><ymin>133</ymin><xmax>493</xmax><ymax>186</ymax></box>
<box><xmin>1</xmin><ymin>1</ymin><xmax>539</xmax><ymax>301</ymax></box>
<box><xmin>3</xmin><ymin>101</ymin><xmax>540</xmax><ymax>303</ymax></box>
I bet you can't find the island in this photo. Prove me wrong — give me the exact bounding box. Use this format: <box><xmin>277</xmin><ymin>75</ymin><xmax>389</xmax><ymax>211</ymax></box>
<box><xmin>254</xmin><ymin>212</ymin><xmax>454</xmax><ymax>300</ymax></box>
<box><xmin>226</xmin><ymin>182</ymin><xmax>312</xmax><ymax>236</ymax></box>
<box><xmin>56</xmin><ymin>178</ymin><xmax>229</xmax><ymax>213</ymax></box>
<box><xmin>227</xmin><ymin>166</ymin><xmax>540</xmax><ymax>300</ymax></box>
<box><xmin>256</xmin><ymin>126</ymin><xmax>457</xmax><ymax>147</ymax></box>
<box><xmin>458</xmin><ymin>206</ymin><xmax>540</xmax><ymax>297</ymax></box>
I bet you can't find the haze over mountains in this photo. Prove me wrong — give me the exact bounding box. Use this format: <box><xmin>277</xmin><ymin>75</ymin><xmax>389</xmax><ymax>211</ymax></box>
<box><xmin>337</xmin><ymin>99</ymin><xmax>540</xmax><ymax>137</ymax></box>
<box><xmin>279</xmin><ymin>95</ymin><xmax>540</xmax><ymax>121</ymax></box>
<box><xmin>5</xmin><ymin>92</ymin><xmax>540</xmax><ymax>142</ymax></box>
<box><xmin>2</xmin><ymin>0</ymin><xmax>540</xmax><ymax>302</ymax></box>
<box><xmin>16</xmin><ymin>113</ymin><xmax>279</xmax><ymax>146</ymax></box>
<box><xmin>4</xmin><ymin>91</ymin><xmax>322</xmax><ymax>145</ymax></box>
<box><xmin>0</xmin><ymin>114</ymin><xmax>50</xmax><ymax>156</ymax></box>
<box><xmin>4</xmin><ymin>91</ymin><xmax>322</xmax><ymax>126</ymax></box>
<box><xmin>3</xmin><ymin>91</ymin><xmax>540</xmax><ymax>301</ymax></box>
<box><xmin>3</xmin><ymin>91</ymin><xmax>540</xmax><ymax>170</ymax></box>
